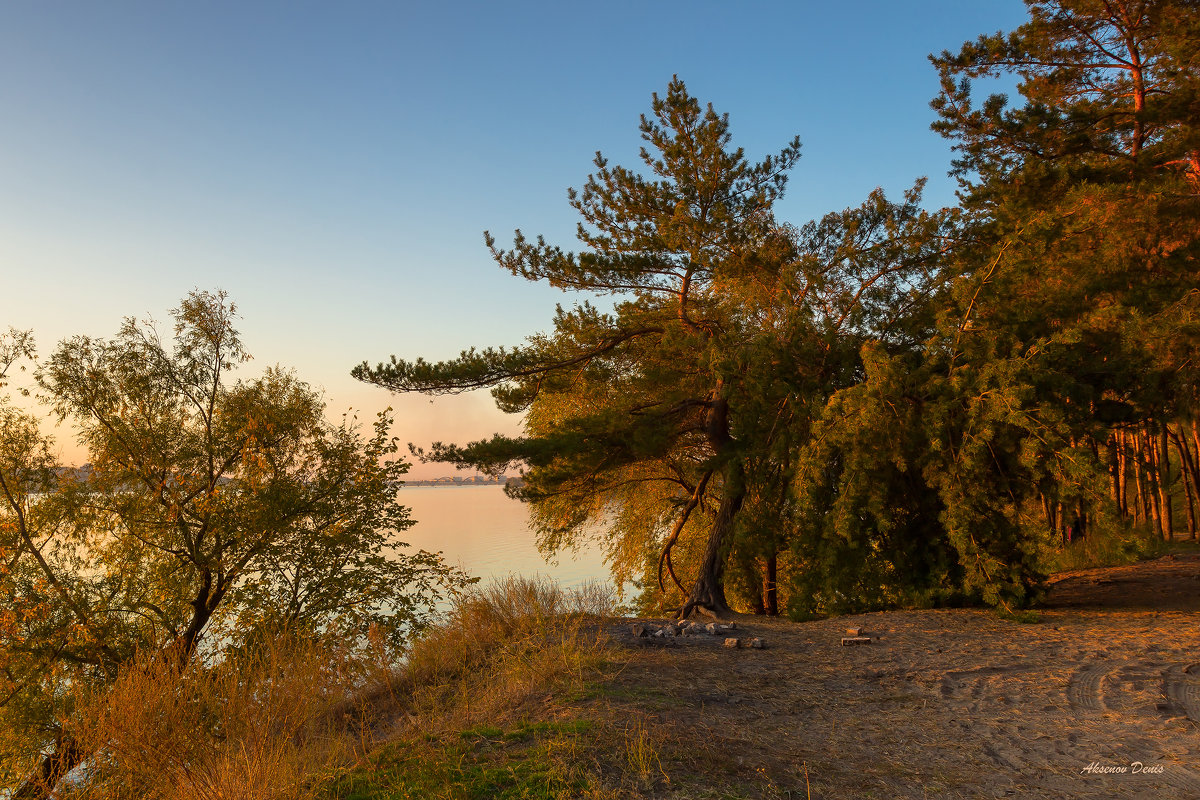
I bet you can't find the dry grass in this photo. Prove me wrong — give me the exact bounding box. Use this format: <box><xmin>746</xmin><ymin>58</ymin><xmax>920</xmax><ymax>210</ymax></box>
<box><xmin>58</xmin><ymin>577</ymin><xmax>623</xmax><ymax>799</ymax></box>
<box><xmin>361</xmin><ymin>575</ymin><xmax>617</xmax><ymax>734</ymax></box>
<box><xmin>326</xmin><ymin>577</ymin><xmax>635</xmax><ymax>799</ymax></box>
<box><xmin>66</xmin><ymin>634</ymin><xmax>370</xmax><ymax>800</ymax></box>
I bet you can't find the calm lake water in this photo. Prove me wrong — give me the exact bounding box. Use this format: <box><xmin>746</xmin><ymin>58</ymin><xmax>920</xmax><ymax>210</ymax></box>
<box><xmin>394</xmin><ymin>485</ymin><xmax>615</xmax><ymax>591</ymax></box>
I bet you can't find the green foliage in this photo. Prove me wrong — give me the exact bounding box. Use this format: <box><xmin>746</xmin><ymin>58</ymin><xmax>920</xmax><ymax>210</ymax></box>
<box><xmin>329</xmin><ymin>722</ymin><xmax>594</xmax><ymax>800</ymax></box>
<box><xmin>0</xmin><ymin>293</ymin><xmax>468</xmax><ymax>794</ymax></box>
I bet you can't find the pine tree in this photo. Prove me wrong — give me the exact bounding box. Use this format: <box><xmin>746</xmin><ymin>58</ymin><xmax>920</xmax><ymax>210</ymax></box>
<box><xmin>357</xmin><ymin>79</ymin><xmax>808</xmax><ymax>618</ymax></box>
<box><xmin>929</xmin><ymin>0</ymin><xmax>1200</xmax><ymax>552</ymax></box>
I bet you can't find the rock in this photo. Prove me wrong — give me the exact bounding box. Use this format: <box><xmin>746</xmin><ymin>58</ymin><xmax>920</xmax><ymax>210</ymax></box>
<box><xmin>749</xmin><ymin>637</ymin><xmax>765</xmax><ymax>649</ymax></box>
<box><xmin>724</xmin><ymin>637</ymin><xmax>741</xmax><ymax>648</ymax></box>
<box><xmin>706</xmin><ymin>623</ymin><xmax>719</xmax><ymax>635</ymax></box>
<box><xmin>841</xmin><ymin>636</ymin><xmax>872</xmax><ymax>646</ymax></box>
<box><xmin>632</xmin><ymin>624</ymin><xmax>651</xmax><ymax>638</ymax></box>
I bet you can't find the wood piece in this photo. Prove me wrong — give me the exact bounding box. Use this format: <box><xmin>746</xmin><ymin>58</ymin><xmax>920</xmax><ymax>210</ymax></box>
<box><xmin>841</xmin><ymin>636</ymin><xmax>871</xmax><ymax>646</ymax></box>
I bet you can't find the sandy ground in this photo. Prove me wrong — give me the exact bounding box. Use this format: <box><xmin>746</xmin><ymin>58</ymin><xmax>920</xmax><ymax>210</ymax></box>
<box><xmin>607</xmin><ymin>554</ymin><xmax>1200</xmax><ymax>799</ymax></box>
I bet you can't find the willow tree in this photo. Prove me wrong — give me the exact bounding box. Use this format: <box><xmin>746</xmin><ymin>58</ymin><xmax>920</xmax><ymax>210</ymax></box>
<box><xmin>356</xmin><ymin>79</ymin><xmax>803</xmax><ymax>618</ymax></box>
<box><xmin>1</xmin><ymin>294</ymin><xmax>464</xmax><ymax>799</ymax></box>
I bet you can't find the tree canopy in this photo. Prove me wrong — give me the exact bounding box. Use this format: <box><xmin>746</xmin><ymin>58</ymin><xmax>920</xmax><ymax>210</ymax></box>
<box><xmin>355</xmin><ymin>79</ymin><xmax>951</xmax><ymax>619</ymax></box>
<box><xmin>357</xmin><ymin>4</ymin><xmax>1198</xmax><ymax>622</ymax></box>
<box><xmin>0</xmin><ymin>292</ymin><xmax>466</xmax><ymax>797</ymax></box>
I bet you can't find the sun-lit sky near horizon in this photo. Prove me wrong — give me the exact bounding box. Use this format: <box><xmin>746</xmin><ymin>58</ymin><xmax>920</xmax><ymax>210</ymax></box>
<box><xmin>2</xmin><ymin>1</ymin><xmax>1029</xmax><ymax>478</ymax></box>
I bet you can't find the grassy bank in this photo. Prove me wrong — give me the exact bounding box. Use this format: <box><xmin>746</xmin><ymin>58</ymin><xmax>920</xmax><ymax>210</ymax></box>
<box><xmin>56</xmin><ymin>577</ymin><xmax>668</xmax><ymax>799</ymax></box>
<box><xmin>323</xmin><ymin>577</ymin><xmax>670</xmax><ymax>800</ymax></box>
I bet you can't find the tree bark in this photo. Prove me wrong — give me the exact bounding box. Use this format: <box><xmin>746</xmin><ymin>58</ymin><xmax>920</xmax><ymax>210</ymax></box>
<box><xmin>1116</xmin><ymin>429</ymin><xmax>1129</xmax><ymax>517</ymax></box>
<box><xmin>12</xmin><ymin>736</ymin><xmax>83</xmax><ymax>800</ymax></box>
<box><xmin>764</xmin><ymin>552</ymin><xmax>779</xmax><ymax>616</ymax></box>
<box><xmin>1146</xmin><ymin>428</ymin><xmax>1165</xmax><ymax>540</ymax></box>
<box><xmin>678</xmin><ymin>386</ymin><xmax>746</xmax><ymax>620</ymax></box>
<box><xmin>1158</xmin><ymin>427</ymin><xmax>1175</xmax><ymax>540</ymax></box>
<box><xmin>1041</xmin><ymin>492</ymin><xmax>1057</xmax><ymax>540</ymax></box>
<box><xmin>679</xmin><ymin>460</ymin><xmax>744</xmax><ymax>620</ymax></box>
<box><xmin>1132</xmin><ymin>430</ymin><xmax>1147</xmax><ymax>523</ymax></box>
<box><xmin>1171</xmin><ymin>426</ymin><xmax>1198</xmax><ymax>539</ymax></box>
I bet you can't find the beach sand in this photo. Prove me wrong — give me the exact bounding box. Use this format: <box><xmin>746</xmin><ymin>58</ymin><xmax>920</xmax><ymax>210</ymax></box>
<box><xmin>607</xmin><ymin>554</ymin><xmax>1200</xmax><ymax>798</ymax></box>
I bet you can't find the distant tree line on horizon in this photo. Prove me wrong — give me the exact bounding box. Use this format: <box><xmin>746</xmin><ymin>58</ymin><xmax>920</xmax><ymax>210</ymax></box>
<box><xmin>355</xmin><ymin>0</ymin><xmax>1200</xmax><ymax>619</ymax></box>
<box><xmin>400</xmin><ymin>475</ymin><xmax>521</xmax><ymax>487</ymax></box>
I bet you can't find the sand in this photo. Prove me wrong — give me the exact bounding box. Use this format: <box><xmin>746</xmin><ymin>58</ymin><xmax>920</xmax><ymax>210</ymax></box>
<box><xmin>607</xmin><ymin>554</ymin><xmax>1200</xmax><ymax>798</ymax></box>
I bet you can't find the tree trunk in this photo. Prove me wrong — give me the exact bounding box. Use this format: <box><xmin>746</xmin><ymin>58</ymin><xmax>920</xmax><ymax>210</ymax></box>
<box><xmin>1132</xmin><ymin>433</ymin><xmax>1145</xmax><ymax>523</ymax></box>
<box><xmin>678</xmin><ymin>387</ymin><xmax>745</xmax><ymax>620</ymax></box>
<box><xmin>1108</xmin><ymin>432</ymin><xmax>1121</xmax><ymax>508</ymax></box>
<box><xmin>679</xmin><ymin>461</ymin><xmax>744</xmax><ymax>620</ymax></box>
<box><xmin>1041</xmin><ymin>492</ymin><xmax>1057</xmax><ymax>540</ymax></box>
<box><xmin>1158</xmin><ymin>427</ymin><xmax>1174</xmax><ymax>540</ymax></box>
<box><xmin>1171</xmin><ymin>426</ymin><xmax>1198</xmax><ymax>539</ymax></box>
<box><xmin>1116</xmin><ymin>429</ymin><xmax>1128</xmax><ymax>516</ymax></box>
<box><xmin>1146</xmin><ymin>428</ymin><xmax>1165</xmax><ymax>540</ymax></box>
<box><xmin>764</xmin><ymin>552</ymin><xmax>779</xmax><ymax>616</ymax></box>
<box><xmin>12</xmin><ymin>736</ymin><xmax>83</xmax><ymax>800</ymax></box>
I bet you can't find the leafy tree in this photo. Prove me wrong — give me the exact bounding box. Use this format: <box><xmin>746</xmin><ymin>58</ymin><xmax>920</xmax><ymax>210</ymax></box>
<box><xmin>0</xmin><ymin>293</ymin><xmax>465</xmax><ymax>798</ymax></box>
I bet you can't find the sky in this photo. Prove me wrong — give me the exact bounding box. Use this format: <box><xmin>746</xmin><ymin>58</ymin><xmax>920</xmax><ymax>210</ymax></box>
<box><xmin>0</xmin><ymin>0</ymin><xmax>1029</xmax><ymax>478</ymax></box>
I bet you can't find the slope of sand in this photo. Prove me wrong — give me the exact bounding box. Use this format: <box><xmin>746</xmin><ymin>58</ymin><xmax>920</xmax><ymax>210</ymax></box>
<box><xmin>609</xmin><ymin>554</ymin><xmax>1200</xmax><ymax>799</ymax></box>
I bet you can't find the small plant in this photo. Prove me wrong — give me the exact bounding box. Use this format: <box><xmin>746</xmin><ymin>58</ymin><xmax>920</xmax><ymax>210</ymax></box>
<box><xmin>622</xmin><ymin>716</ymin><xmax>665</xmax><ymax>788</ymax></box>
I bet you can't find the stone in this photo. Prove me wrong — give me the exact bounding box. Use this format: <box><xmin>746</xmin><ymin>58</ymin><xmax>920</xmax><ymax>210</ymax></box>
<box><xmin>724</xmin><ymin>638</ymin><xmax>741</xmax><ymax>648</ymax></box>
<box><xmin>705</xmin><ymin>623</ymin><xmax>719</xmax><ymax>635</ymax></box>
<box><xmin>749</xmin><ymin>638</ymin><xmax>765</xmax><ymax>649</ymax></box>
<box><xmin>632</xmin><ymin>624</ymin><xmax>650</xmax><ymax>638</ymax></box>
<box><xmin>841</xmin><ymin>636</ymin><xmax>871</xmax><ymax>646</ymax></box>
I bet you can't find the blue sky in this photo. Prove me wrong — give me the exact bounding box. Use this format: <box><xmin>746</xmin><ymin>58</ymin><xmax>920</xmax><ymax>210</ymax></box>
<box><xmin>1</xmin><ymin>1</ymin><xmax>1029</xmax><ymax>475</ymax></box>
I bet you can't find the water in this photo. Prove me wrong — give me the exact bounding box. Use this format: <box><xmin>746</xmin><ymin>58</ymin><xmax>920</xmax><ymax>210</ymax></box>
<box><xmin>393</xmin><ymin>485</ymin><xmax>614</xmax><ymax>591</ymax></box>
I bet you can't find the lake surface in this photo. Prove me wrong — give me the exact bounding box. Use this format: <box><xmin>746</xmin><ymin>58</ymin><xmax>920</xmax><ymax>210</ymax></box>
<box><xmin>394</xmin><ymin>485</ymin><xmax>615</xmax><ymax>591</ymax></box>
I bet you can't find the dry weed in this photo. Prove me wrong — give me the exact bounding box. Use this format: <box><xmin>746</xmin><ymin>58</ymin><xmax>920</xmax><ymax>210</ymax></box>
<box><xmin>66</xmin><ymin>634</ymin><xmax>369</xmax><ymax>800</ymax></box>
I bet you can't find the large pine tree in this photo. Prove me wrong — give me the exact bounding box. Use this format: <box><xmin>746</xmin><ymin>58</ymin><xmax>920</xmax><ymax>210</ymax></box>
<box><xmin>356</xmin><ymin>79</ymin><xmax>805</xmax><ymax>618</ymax></box>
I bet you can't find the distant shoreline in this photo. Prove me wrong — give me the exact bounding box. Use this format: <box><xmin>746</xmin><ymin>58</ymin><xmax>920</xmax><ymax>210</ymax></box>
<box><xmin>399</xmin><ymin>477</ymin><xmax>523</xmax><ymax>488</ymax></box>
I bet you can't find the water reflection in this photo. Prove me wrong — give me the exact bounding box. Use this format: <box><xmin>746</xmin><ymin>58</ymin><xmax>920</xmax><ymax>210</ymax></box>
<box><xmin>394</xmin><ymin>485</ymin><xmax>613</xmax><ymax>591</ymax></box>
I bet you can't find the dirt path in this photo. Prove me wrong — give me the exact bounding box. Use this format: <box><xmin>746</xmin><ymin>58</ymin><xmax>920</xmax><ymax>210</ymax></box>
<box><xmin>606</xmin><ymin>554</ymin><xmax>1200</xmax><ymax>799</ymax></box>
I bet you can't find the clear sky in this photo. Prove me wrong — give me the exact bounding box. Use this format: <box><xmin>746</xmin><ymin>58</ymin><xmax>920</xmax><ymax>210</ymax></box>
<box><xmin>1</xmin><ymin>1</ymin><xmax>1029</xmax><ymax>478</ymax></box>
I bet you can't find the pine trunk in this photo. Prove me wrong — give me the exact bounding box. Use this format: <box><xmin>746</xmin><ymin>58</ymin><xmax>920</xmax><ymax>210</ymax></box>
<box><xmin>1159</xmin><ymin>428</ymin><xmax>1175</xmax><ymax>540</ymax></box>
<box><xmin>1171</xmin><ymin>426</ymin><xmax>1198</xmax><ymax>539</ymax></box>
<box><xmin>679</xmin><ymin>462</ymin><xmax>744</xmax><ymax>619</ymax></box>
<box><xmin>1132</xmin><ymin>431</ymin><xmax>1147</xmax><ymax>523</ymax></box>
<box><xmin>1041</xmin><ymin>492</ymin><xmax>1057</xmax><ymax>540</ymax></box>
<box><xmin>1116</xmin><ymin>430</ymin><xmax>1128</xmax><ymax>516</ymax></box>
<box><xmin>1108</xmin><ymin>432</ymin><xmax>1121</xmax><ymax>508</ymax></box>
<box><xmin>764</xmin><ymin>552</ymin><xmax>779</xmax><ymax>616</ymax></box>
<box><xmin>1146</xmin><ymin>428</ymin><xmax>1165</xmax><ymax>540</ymax></box>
